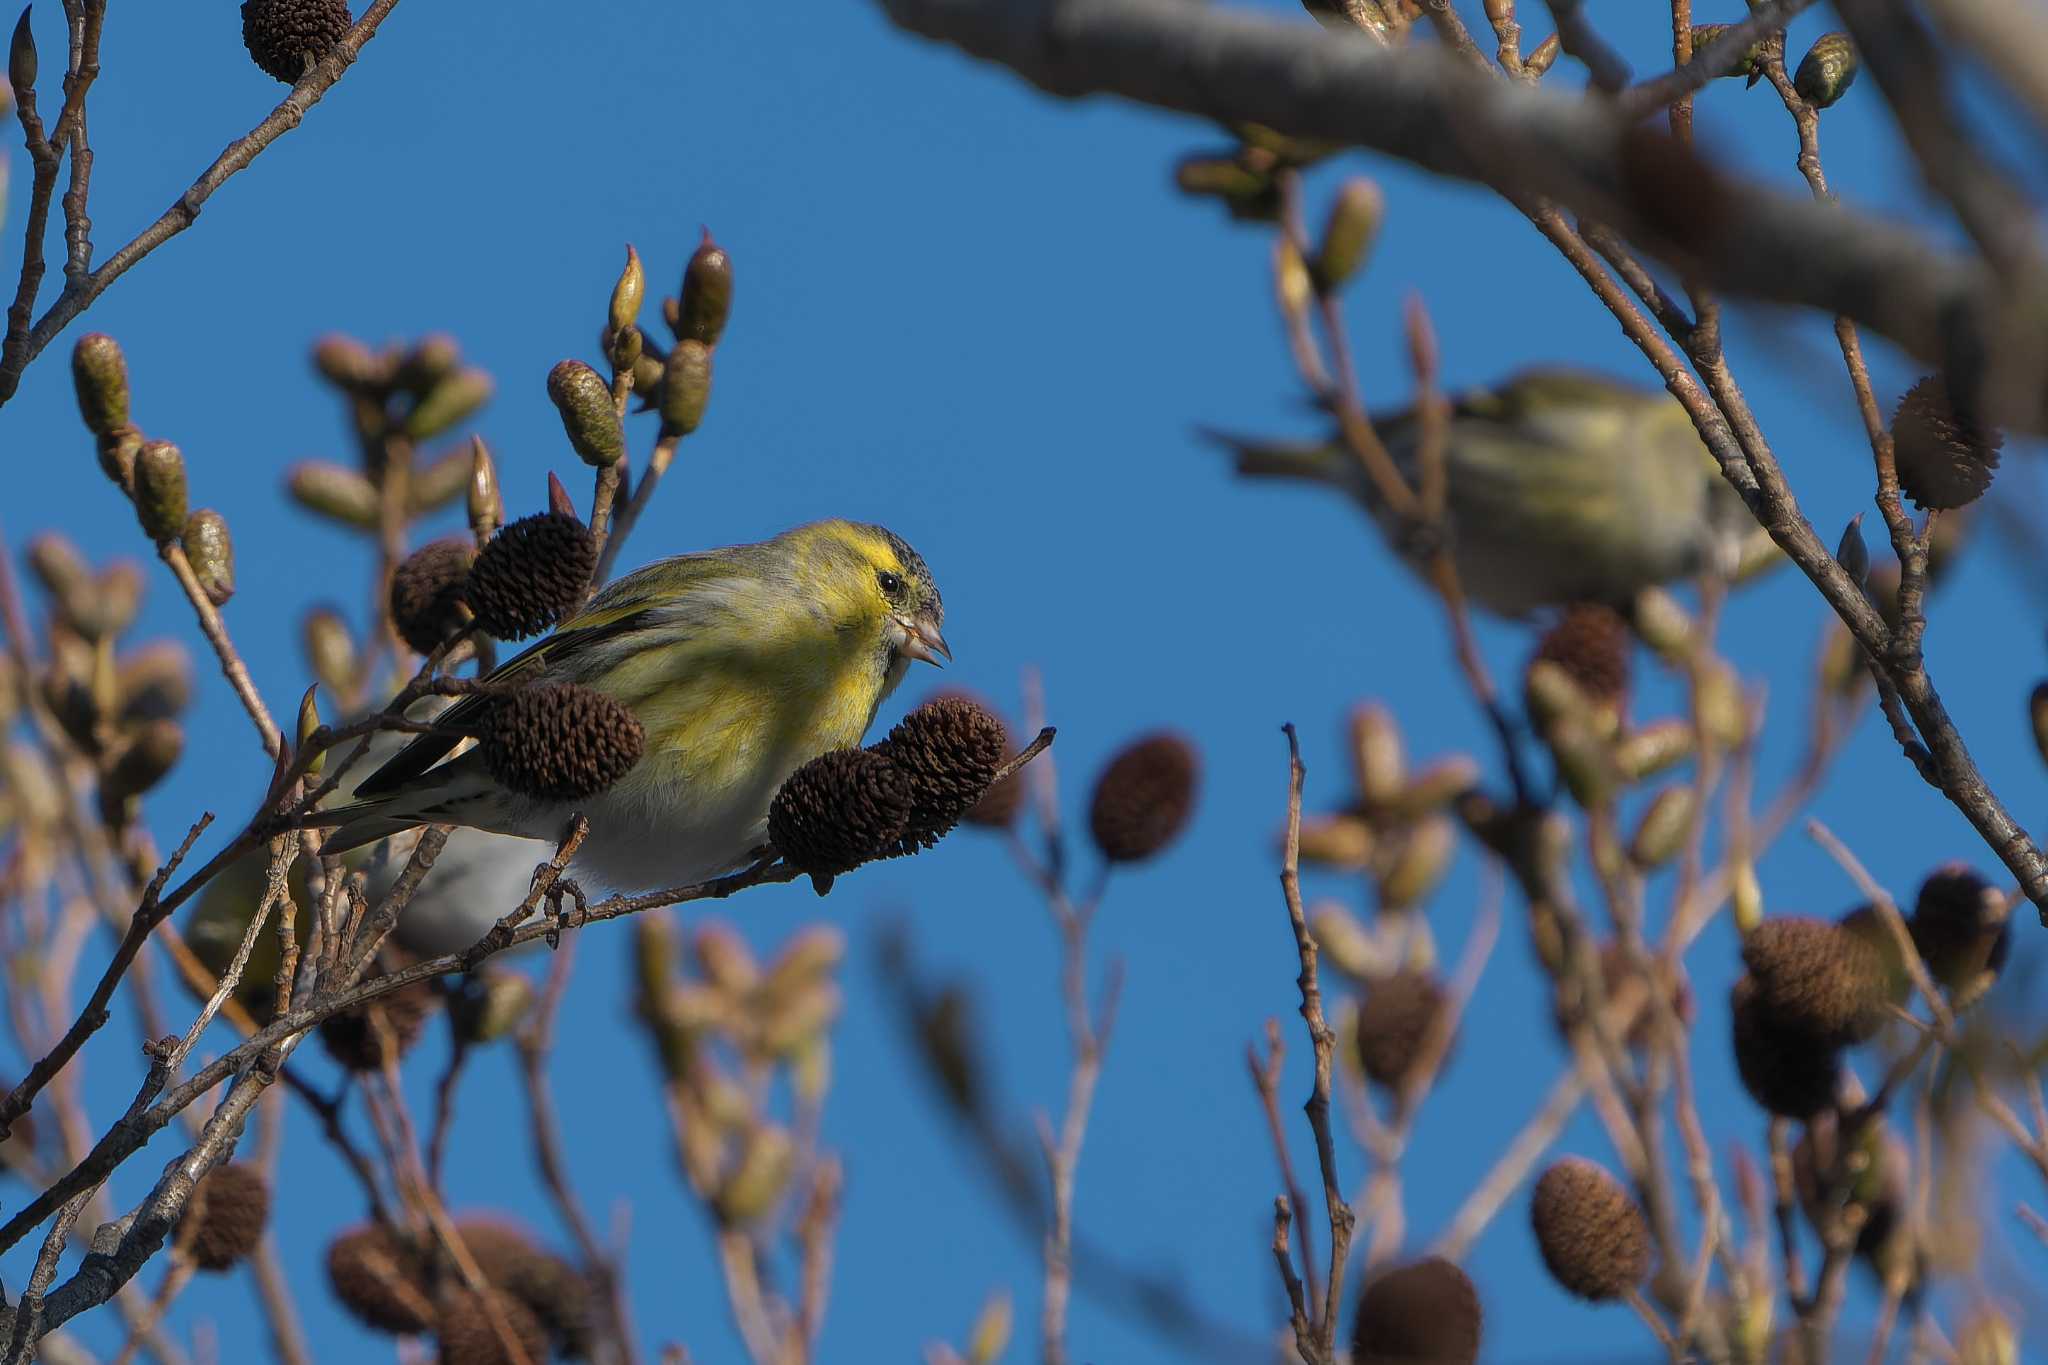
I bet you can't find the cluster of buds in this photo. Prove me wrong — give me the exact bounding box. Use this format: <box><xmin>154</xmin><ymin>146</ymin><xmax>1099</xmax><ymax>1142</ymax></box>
<box><xmin>72</xmin><ymin>334</ymin><xmax>238</xmax><ymax>602</ymax></box>
<box><xmin>768</xmin><ymin>696</ymin><xmax>1016</xmax><ymax>893</ymax></box>
<box><xmin>599</xmin><ymin>230</ymin><xmax>729</xmax><ymax>445</ymax></box>
<box><xmin>1519</xmin><ymin>598</ymin><xmax>1749</xmax><ymax>837</ymax></box>
<box><xmin>241</xmin><ymin>0</ymin><xmax>353</xmax><ymax>84</ymax></box>
<box><xmin>1173</xmin><ymin>123</ymin><xmax>1338</xmax><ymax>225</ymax></box>
<box><xmin>22</xmin><ymin>526</ymin><xmax>194</xmax><ymax>826</ymax></box>
<box><xmin>292</xmin><ymin>333</ymin><xmax>493</xmax><ymax>536</ymax></box>
<box><xmin>325</xmin><ymin>1214</ymin><xmax>597</xmax><ymax>1360</ymax></box>
<box><xmin>633</xmin><ymin>916</ymin><xmax>843</xmax><ymax>1230</ymax></box>
<box><xmin>1298</xmin><ymin>703</ymin><xmax>1472</xmax><ymax>927</ymax></box>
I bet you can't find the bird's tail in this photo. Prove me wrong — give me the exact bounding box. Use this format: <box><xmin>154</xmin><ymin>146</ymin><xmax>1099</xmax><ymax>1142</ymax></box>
<box><xmin>305</xmin><ymin>796</ymin><xmax>426</xmax><ymax>858</ymax></box>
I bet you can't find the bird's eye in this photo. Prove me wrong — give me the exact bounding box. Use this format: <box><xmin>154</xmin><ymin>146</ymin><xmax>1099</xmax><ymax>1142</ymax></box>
<box><xmin>877</xmin><ymin>569</ymin><xmax>904</xmax><ymax>597</ymax></box>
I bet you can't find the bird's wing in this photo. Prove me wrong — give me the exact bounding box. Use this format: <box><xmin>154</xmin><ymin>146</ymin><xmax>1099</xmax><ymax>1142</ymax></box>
<box><xmin>353</xmin><ymin>608</ymin><xmax>651</xmax><ymax>797</ymax></box>
<box><xmin>353</xmin><ymin>557</ymin><xmax>722</xmax><ymax>798</ymax></box>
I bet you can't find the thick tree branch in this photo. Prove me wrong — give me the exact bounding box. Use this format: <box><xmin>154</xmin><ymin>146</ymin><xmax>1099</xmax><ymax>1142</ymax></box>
<box><xmin>873</xmin><ymin>0</ymin><xmax>2048</xmax><ymax>429</ymax></box>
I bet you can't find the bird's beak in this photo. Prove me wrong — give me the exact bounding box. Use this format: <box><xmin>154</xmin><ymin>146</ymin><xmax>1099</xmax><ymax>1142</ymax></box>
<box><xmin>896</xmin><ymin>616</ymin><xmax>951</xmax><ymax>667</ymax></box>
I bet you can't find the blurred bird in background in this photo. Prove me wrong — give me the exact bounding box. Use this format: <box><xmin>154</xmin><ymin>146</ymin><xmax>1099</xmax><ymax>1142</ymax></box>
<box><xmin>1215</xmin><ymin>367</ymin><xmax>1777</xmax><ymax>618</ymax></box>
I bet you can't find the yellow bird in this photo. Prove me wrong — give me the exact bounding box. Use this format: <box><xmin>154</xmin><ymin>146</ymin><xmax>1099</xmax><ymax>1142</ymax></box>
<box><xmin>320</xmin><ymin>520</ymin><xmax>949</xmax><ymax>892</ymax></box>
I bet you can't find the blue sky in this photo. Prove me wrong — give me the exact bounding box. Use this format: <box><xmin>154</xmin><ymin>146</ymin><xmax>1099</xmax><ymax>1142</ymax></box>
<box><xmin>4</xmin><ymin>1</ymin><xmax>2045</xmax><ymax>1361</ymax></box>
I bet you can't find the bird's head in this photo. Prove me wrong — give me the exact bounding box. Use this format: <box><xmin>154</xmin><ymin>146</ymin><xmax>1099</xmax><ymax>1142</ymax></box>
<box><xmin>803</xmin><ymin>520</ymin><xmax>949</xmax><ymax>669</ymax></box>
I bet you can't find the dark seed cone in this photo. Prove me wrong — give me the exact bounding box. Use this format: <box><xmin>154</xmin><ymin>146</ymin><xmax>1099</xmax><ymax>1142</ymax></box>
<box><xmin>1087</xmin><ymin>732</ymin><xmax>1199</xmax><ymax>863</ymax></box>
<box><xmin>1892</xmin><ymin>374</ymin><xmax>2002</xmax><ymax>511</ymax></box>
<box><xmin>467</xmin><ymin>510</ymin><xmax>596</xmax><ymax>640</ymax></box>
<box><xmin>185</xmin><ymin>1162</ymin><xmax>270</xmax><ymax>1271</ymax></box>
<box><xmin>389</xmin><ymin>537</ymin><xmax>474</xmax><ymax>656</ymax></box>
<box><xmin>241</xmin><ymin>0</ymin><xmax>352</xmax><ymax>83</ymax></box>
<box><xmin>1741</xmin><ymin>916</ymin><xmax>1890</xmax><ymax>1045</ymax></box>
<box><xmin>326</xmin><ymin>1224</ymin><xmax>435</xmax><ymax>1334</ymax></box>
<box><xmin>1730</xmin><ymin>974</ymin><xmax>1841</xmax><ymax>1118</ymax></box>
<box><xmin>1530</xmin><ymin>1157</ymin><xmax>1650</xmax><ymax>1301</ymax></box>
<box><xmin>318</xmin><ymin>967</ymin><xmax>440</xmax><ymax>1072</ymax></box>
<box><xmin>1350</xmin><ymin>1256</ymin><xmax>1483</xmax><ymax>1365</ymax></box>
<box><xmin>477</xmin><ymin>683</ymin><xmax>646</xmax><ymax>803</ymax></box>
<box><xmin>872</xmin><ymin>696</ymin><xmax>1009</xmax><ymax>854</ymax></box>
<box><xmin>455</xmin><ymin>1219</ymin><xmax>600</xmax><ymax>1358</ymax></box>
<box><xmin>1910</xmin><ymin>862</ymin><xmax>2011</xmax><ymax>996</ymax></box>
<box><xmin>1835</xmin><ymin>903</ymin><xmax>1912</xmax><ymax>1012</ymax></box>
<box><xmin>1353</xmin><ymin>970</ymin><xmax>1450</xmax><ymax>1092</ymax></box>
<box><xmin>767</xmin><ymin>749</ymin><xmax>914</xmax><ymax>880</ymax></box>
<box><xmin>1529</xmin><ymin>603</ymin><xmax>1631</xmax><ymax>713</ymax></box>
<box><xmin>435</xmin><ymin>1283</ymin><xmax>552</xmax><ymax>1365</ymax></box>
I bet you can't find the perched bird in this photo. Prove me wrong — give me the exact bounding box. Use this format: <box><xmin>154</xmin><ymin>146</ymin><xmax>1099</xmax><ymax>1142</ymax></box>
<box><xmin>1216</xmin><ymin>367</ymin><xmax>1772</xmax><ymax>618</ymax></box>
<box><xmin>318</xmin><ymin>520</ymin><xmax>948</xmax><ymax>892</ymax></box>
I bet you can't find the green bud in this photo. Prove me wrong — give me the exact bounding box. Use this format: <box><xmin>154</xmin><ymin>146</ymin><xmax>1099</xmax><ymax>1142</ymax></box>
<box><xmin>761</xmin><ymin>926</ymin><xmax>845</xmax><ymax>1000</ymax></box>
<box><xmin>610</xmin><ymin>243</ymin><xmax>645</xmax><ymax>336</ymax></box>
<box><xmin>401</xmin><ymin>366</ymin><xmax>493</xmax><ymax>439</ymax></box>
<box><xmin>1349</xmin><ymin>702</ymin><xmax>1405</xmax><ymax>808</ymax></box>
<box><xmin>301</xmin><ymin>608</ymin><xmax>358</xmax><ymax>702</ymax></box>
<box><xmin>70</xmin><ymin>333</ymin><xmax>129</xmax><ymax>437</ymax></box>
<box><xmin>115</xmin><ymin>642</ymin><xmax>191</xmax><ymax>727</ymax></box>
<box><xmin>660</xmin><ymin>340</ymin><xmax>712</xmax><ymax>438</ymax></box>
<box><xmin>40</xmin><ymin>634</ymin><xmax>99</xmax><ymax>753</ymax></box>
<box><xmin>311</xmin><ymin>334</ymin><xmax>382</xmax><ymax>393</ymax></box>
<box><xmin>1794</xmin><ymin>33</ymin><xmax>1858</xmax><ymax>109</ymax></box>
<box><xmin>1311</xmin><ymin>178</ymin><xmax>1383</xmax><ymax>294</ymax></box>
<box><xmin>758</xmin><ymin>982</ymin><xmax>842</xmax><ymax>1057</ymax></box>
<box><xmin>103</xmin><ymin>718</ymin><xmax>183</xmax><ymax>801</ymax></box>
<box><xmin>1696</xmin><ymin>660</ymin><xmax>1750</xmax><ymax>749</ymax></box>
<box><xmin>71</xmin><ymin>561</ymin><xmax>142</xmax><ymax>641</ymax></box>
<box><xmin>1297</xmin><ymin>813</ymin><xmax>1374</xmax><ymax>870</ymax></box>
<box><xmin>1957</xmin><ymin>1309</ymin><xmax>2017</xmax><ymax>1365</ymax></box>
<box><xmin>1310</xmin><ymin>905</ymin><xmax>1383</xmax><ymax>979</ymax></box>
<box><xmin>679</xmin><ymin>229</ymin><xmax>732</xmax><ymax>347</ymax></box>
<box><xmin>1174</xmin><ymin>155</ymin><xmax>1267</xmax><ymax>200</ymax></box>
<box><xmin>8</xmin><ymin>8</ymin><xmax>33</xmax><ymax>93</ymax></box>
<box><xmin>1376</xmin><ymin>814</ymin><xmax>1456</xmax><ymax>910</ymax></box>
<box><xmin>1630</xmin><ymin>587</ymin><xmax>1695</xmax><ymax>663</ymax></box>
<box><xmin>609</xmin><ymin>323</ymin><xmax>643</xmax><ymax>374</ymax></box>
<box><xmin>1544</xmin><ymin>713</ymin><xmax>1620</xmax><ymax>809</ymax></box>
<box><xmin>632</xmin><ymin>914</ymin><xmax>677</xmax><ymax>1016</ymax></box>
<box><xmin>1732</xmin><ymin>857</ymin><xmax>1763</xmax><ymax>934</ymax></box>
<box><xmin>181</xmin><ymin>509</ymin><xmax>234</xmax><ymax>606</ymax></box>
<box><xmin>466</xmin><ymin>436</ymin><xmax>501</xmax><ymax>540</ymax></box>
<box><xmin>25</xmin><ymin>533</ymin><xmax>89</xmax><ymax>612</ymax></box>
<box><xmin>391</xmin><ymin>334</ymin><xmax>460</xmax><ymax>395</ymax></box>
<box><xmin>2031</xmin><ymin>680</ymin><xmax>2048</xmax><ymax>771</ymax></box>
<box><xmin>296</xmin><ymin>686</ymin><xmax>323</xmax><ymax>778</ymax></box>
<box><xmin>691</xmin><ymin>922</ymin><xmax>758</xmax><ymax>995</ymax></box>
<box><xmin>1688</xmin><ymin>24</ymin><xmax>1763</xmax><ymax>84</ymax></box>
<box><xmin>714</xmin><ymin>1124</ymin><xmax>793</xmax><ymax>1224</ymax></box>
<box><xmin>3</xmin><ymin>742</ymin><xmax>63</xmax><ymax>830</ymax></box>
<box><xmin>546</xmin><ymin>360</ymin><xmax>624</xmax><ymax>467</ymax></box>
<box><xmin>1384</xmin><ymin>755</ymin><xmax>1481</xmax><ymax>820</ymax></box>
<box><xmin>451</xmin><ymin>970</ymin><xmax>537</xmax><ymax>1045</ymax></box>
<box><xmin>631</xmin><ymin>350</ymin><xmax>666</xmax><ymax>398</ymax></box>
<box><xmin>406</xmin><ymin>446</ymin><xmax>472</xmax><ymax>518</ymax></box>
<box><xmin>660</xmin><ymin>295</ymin><xmax>681</xmax><ymax>337</ymax></box>
<box><xmin>967</xmin><ymin>1293</ymin><xmax>1013</xmax><ymax>1365</ymax></box>
<box><xmin>1615</xmin><ymin>718</ymin><xmax>1695</xmax><ymax>782</ymax></box>
<box><xmin>132</xmin><ymin>441</ymin><xmax>188</xmax><ymax>544</ymax></box>
<box><xmin>287</xmin><ymin>460</ymin><xmax>380</xmax><ymax>529</ymax></box>
<box><xmin>1628</xmin><ymin>785</ymin><xmax>1697</xmax><ymax>870</ymax></box>
<box><xmin>1836</xmin><ymin>513</ymin><xmax>1869</xmax><ymax>590</ymax></box>
<box><xmin>96</xmin><ymin>426</ymin><xmax>141</xmax><ymax>491</ymax></box>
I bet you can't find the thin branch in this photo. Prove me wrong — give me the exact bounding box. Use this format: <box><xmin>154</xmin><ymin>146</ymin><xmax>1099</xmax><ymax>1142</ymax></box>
<box><xmin>0</xmin><ymin>0</ymin><xmax>406</xmax><ymax>406</ymax></box>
